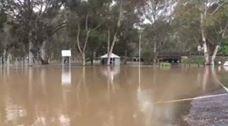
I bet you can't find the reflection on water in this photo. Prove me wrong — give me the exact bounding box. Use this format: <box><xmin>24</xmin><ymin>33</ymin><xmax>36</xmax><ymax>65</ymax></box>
<box><xmin>101</xmin><ymin>66</ymin><xmax>120</xmax><ymax>83</ymax></box>
<box><xmin>136</xmin><ymin>89</ymin><xmax>154</xmax><ymax>126</ymax></box>
<box><xmin>62</xmin><ymin>66</ymin><xmax>72</xmax><ymax>86</ymax></box>
<box><xmin>101</xmin><ymin>66</ymin><xmax>120</xmax><ymax>96</ymax></box>
<box><xmin>0</xmin><ymin>66</ymin><xmax>227</xmax><ymax>126</ymax></box>
<box><xmin>5</xmin><ymin>97</ymin><xmax>26</xmax><ymax>124</ymax></box>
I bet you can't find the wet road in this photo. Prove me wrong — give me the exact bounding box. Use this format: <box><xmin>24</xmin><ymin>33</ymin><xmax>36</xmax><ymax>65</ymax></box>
<box><xmin>0</xmin><ymin>65</ymin><xmax>227</xmax><ymax>126</ymax></box>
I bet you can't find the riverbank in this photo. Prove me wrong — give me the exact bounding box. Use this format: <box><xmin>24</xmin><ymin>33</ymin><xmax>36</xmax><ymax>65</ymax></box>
<box><xmin>185</xmin><ymin>90</ymin><xmax>228</xmax><ymax>126</ymax></box>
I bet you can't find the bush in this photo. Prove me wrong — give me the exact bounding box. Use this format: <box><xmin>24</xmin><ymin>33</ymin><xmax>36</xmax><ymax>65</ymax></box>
<box><xmin>182</xmin><ymin>56</ymin><xmax>204</xmax><ymax>65</ymax></box>
<box><xmin>142</xmin><ymin>50</ymin><xmax>153</xmax><ymax>64</ymax></box>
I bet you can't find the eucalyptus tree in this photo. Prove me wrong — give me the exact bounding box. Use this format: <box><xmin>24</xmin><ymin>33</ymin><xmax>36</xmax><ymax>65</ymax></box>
<box><xmin>104</xmin><ymin>0</ymin><xmax>143</xmax><ymax>65</ymax></box>
<box><xmin>0</xmin><ymin>0</ymin><xmax>5</xmax><ymax>49</ymax></box>
<box><xmin>104</xmin><ymin>0</ymin><xmax>124</xmax><ymax>65</ymax></box>
<box><xmin>142</xmin><ymin>20</ymin><xmax>172</xmax><ymax>63</ymax></box>
<box><xmin>65</xmin><ymin>0</ymin><xmax>108</xmax><ymax>65</ymax></box>
<box><xmin>0</xmin><ymin>8</ymin><xmax>6</xmax><ymax>54</ymax></box>
<box><xmin>0</xmin><ymin>1</ymin><xmax>9</xmax><ymax>63</ymax></box>
<box><xmin>137</xmin><ymin>0</ymin><xmax>176</xmax><ymax>63</ymax></box>
<box><xmin>0</xmin><ymin>1</ymin><xmax>7</xmax><ymax>30</ymax></box>
<box><xmin>3</xmin><ymin>0</ymin><xmax>65</xmax><ymax>65</ymax></box>
<box><xmin>171</xmin><ymin>2</ymin><xmax>202</xmax><ymax>54</ymax></box>
<box><xmin>176</xmin><ymin>0</ymin><xmax>228</xmax><ymax>65</ymax></box>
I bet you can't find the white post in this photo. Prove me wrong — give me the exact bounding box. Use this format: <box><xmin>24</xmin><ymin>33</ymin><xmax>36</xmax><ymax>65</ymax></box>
<box><xmin>139</xmin><ymin>30</ymin><xmax>142</xmax><ymax>66</ymax></box>
<box><xmin>138</xmin><ymin>30</ymin><xmax>142</xmax><ymax>92</ymax></box>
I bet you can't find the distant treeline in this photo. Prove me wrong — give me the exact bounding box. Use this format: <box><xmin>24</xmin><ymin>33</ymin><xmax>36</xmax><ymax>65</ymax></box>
<box><xmin>0</xmin><ymin>0</ymin><xmax>227</xmax><ymax>65</ymax></box>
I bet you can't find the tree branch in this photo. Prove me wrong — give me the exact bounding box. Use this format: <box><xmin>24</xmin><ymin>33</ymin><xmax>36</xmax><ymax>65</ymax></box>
<box><xmin>210</xmin><ymin>2</ymin><xmax>225</xmax><ymax>15</ymax></box>
<box><xmin>91</xmin><ymin>22</ymin><xmax>103</xmax><ymax>31</ymax></box>
<box><xmin>77</xmin><ymin>23</ymin><xmax>83</xmax><ymax>54</ymax></box>
<box><xmin>85</xmin><ymin>14</ymin><xmax>89</xmax><ymax>31</ymax></box>
<box><xmin>51</xmin><ymin>22</ymin><xmax>66</xmax><ymax>35</ymax></box>
<box><xmin>83</xmin><ymin>30</ymin><xmax>90</xmax><ymax>52</ymax></box>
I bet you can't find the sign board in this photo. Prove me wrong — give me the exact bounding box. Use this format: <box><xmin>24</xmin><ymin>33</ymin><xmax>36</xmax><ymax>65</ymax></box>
<box><xmin>61</xmin><ymin>50</ymin><xmax>71</xmax><ymax>57</ymax></box>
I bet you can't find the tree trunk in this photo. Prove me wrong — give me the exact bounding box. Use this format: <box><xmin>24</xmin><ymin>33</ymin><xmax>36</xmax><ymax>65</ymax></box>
<box><xmin>3</xmin><ymin>49</ymin><xmax>6</xmax><ymax>65</ymax></box>
<box><xmin>107</xmin><ymin>29</ymin><xmax>111</xmax><ymax>65</ymax></box>
<box><xmin>76</xmin><ymin>20</ymin><xmax>91</xmax><ymax>66</ymax></box>
<box><xmin>90</xmin><ymin>55</ymin><xmax>93</xmax><ymax>65</ymax></box>
<box><xmin>107</xmin><ymin>2</ymin><xmax>123</xmax><ymax>65</ymax></box>
<box><xmin>210</xmin><ymin>45</ymin><xmax>219</xmax><ymax>65</ymax></box>
<box><xmin>28</xmin><ymin>42</ymin><xmax>33</xmax><ymax>66</ymax></box>
<box><xmin>7</xmin><ymin>53</ymin><xmax>11</xmax><ymax>66</ymax></box>
<box><xmin>1</xmin><ymin>54</ymin><xmax>3</xmax><ymax>65</ymax></box>
<box><xmin>107</xmin><ymin>52</ymin><xmax>111</xmax><ymax>65</ymax></box>
<box><xmin>107</xmin><ymin>30</ymin><xmax>110</xmax><ymax>54</ymax></box>
<box><xmin>90</xmin><ymin>51</ymin><xmax>96</xmax><ymax>65</ymax></box>
<box><xmin>200</xmin><ymin>9</ymin><xmax>211</xmax><ymax>65</ymax></box>
<box><xmin>107</xmin><ymin>33</ymin><xmax>118</xmax><ymax>65</ymax></box>
<box><xmin>203</xmin><ymin>42</ymin><xmax>210</xmax><ymax>65</ymax></box>
<box><xmin>82</xmin><ymin>53</ymin><xmax>86</xmax><ymax>66</ymax></box>
<box><xmin>153</xmin><ymin>42</ymin><xmax>157</xmax><ymax>64</ymax></box>
<box><xmin>40</xmin><ymin>40</ymin><xmax>49</xmax><ymax>65</ymax></box>
<box><xmin>124</xmin><ymin>50</ymin><xmax>128</xmax><ymax>64</ymax></box>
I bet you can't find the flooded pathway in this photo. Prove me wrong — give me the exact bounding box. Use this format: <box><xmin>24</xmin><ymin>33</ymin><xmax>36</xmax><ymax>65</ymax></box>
<box><xmin>0</xmin><ymin>65</ymin><xmax>227</xmax><ymax>126</ymax></box>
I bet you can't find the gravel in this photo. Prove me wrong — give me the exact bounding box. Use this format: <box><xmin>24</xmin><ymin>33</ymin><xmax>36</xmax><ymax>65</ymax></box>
<box><xmin>185</xmin><ymin>90</ymin><xmax>228</xmax><ymax>126</ymax></box>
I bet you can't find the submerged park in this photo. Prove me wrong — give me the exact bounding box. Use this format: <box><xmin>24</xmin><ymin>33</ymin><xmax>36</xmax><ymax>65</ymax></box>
<box><xmin>0</xmin><ymin>0</ymin><xmax>228</xmax><ymax>126</ymax></box>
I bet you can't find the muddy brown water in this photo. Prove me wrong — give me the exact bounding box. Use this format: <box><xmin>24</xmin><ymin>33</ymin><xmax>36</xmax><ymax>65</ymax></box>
<box><xmin>0</xmin><ymin>65</ymin><xmax>227</xmax><ymax>126</ymax></box>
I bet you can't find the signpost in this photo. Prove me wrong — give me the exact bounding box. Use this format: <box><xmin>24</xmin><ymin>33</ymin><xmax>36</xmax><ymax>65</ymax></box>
<box><xmin>61</xmin><ymin>50</ymin><xmax>72</xmax><ymax>86</ymax></box>
<box><xmin>61</xmin><ymin>50</ymin><xmax>71</xmax><ymax>65</ymax></box>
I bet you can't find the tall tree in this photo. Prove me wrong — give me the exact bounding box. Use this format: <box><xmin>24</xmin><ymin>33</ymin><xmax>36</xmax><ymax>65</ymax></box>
<box><xmin>0</xmin><ymin>1</ymin><xmax>10</xmax><ymax>64</ymax></box>
<box><xmin>66</xmin><ymin>0</ymin><xmax>106</xmax><ymax>65</ymax></box>
<box><xmin>105</xmin><ymin>0</ymin><xmax>142</xmax><ymax>65</ymax></box>
<box><xmin>3</xmin><ymin>0</ymin><xmax>65</xmax><ymax>65</ymax></box>
<box><xmin>142</xmin><ymin>20</ymin><xmax>172</xmax><ymax>63</ymax></box>
<box><xmin>176</xmin><ymin>0</ymin><xmax>228</xmax><ymax>65</ymax></box>
<box><xmin>105</xmin><ymin>0</ymin><xmax>124</xmax><ymax>65</ymax></box>
<box><xmin>137</xmin><ymin>0</ymin><xmax>176</xmax><ymax>63</ymax></box>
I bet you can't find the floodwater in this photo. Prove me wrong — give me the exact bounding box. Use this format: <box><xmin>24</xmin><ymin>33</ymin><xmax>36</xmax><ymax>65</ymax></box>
<box><xmin>0</xmin><ymin>65</ymin><xmax>228</xmax><ymax>126</ymax></box>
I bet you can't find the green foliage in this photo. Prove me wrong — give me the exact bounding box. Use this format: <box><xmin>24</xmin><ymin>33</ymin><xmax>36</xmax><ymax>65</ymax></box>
<box><xmin>220</xmin><ymin>39</ymin><xmax>228</xmax><ymax>55</ymax></box>
<box><xmin>142</xmin><ymin>49</ymin><xmax>153</xmax><ymax>64</ymax></box>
